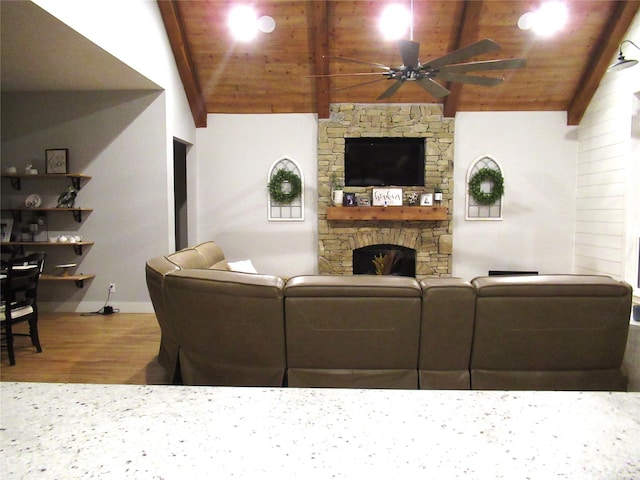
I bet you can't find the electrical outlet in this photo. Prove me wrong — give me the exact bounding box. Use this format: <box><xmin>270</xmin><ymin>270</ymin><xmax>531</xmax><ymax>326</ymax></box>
<box><xmin>109</xmin><ymin>283</ymin><xmax>116</xmax><ymax>293</ymax></box>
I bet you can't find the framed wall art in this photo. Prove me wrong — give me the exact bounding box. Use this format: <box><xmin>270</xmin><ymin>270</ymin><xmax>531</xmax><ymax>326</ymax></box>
<box><xmin>46</xmin><ymin>148</ymin><xmax>69</xmax><ymax>174</ymax></box>
<box><xmin>420</xmin><ymin>193</ymin><xmax>433</xmax><ymax>206</ymax></box>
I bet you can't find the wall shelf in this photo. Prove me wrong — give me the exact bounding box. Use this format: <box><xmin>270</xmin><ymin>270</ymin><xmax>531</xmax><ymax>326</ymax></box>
<box><xmin>1</xmin><ymin>241</ymin><xmax>94</xmax><ymax>256</ymax></box>
<box><xmin>326</xmin><ymin>206</ymin><xmax>448</xmax><ymax>221</ymax></box>
<box><xmin>40</xmin><ymin>273</ymin><xmax>95</xmax><ymax>288</ymax></box>
<box><xmin>1</xmin><ymin>173</ymin><xmax>91</xmax><ymax>191</ymax></box>
<box><xmin>2</xmin><ymin>207</ymin><xmax>93</xmax><ymax>223</ymax></box>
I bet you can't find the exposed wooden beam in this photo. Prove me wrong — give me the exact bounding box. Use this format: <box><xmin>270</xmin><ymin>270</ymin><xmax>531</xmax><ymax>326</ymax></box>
<box><xmin>443</xmin><ymin>1</ymin><xmax>483</xmax><ymax>118</ymax></box>
<box><xmin>157</xmin><ymin>0</ymin><xmax>207</xmax><ymax>128</ymax></box>
<box><xmin>309</xmin><ymin>0</ymin><xmax>330</xmax><ymax>119</ymax></box>
<box><xmin>567</xmin><ymin>1</ymin><xmax>639</xmax><ymax>126</ymax></box>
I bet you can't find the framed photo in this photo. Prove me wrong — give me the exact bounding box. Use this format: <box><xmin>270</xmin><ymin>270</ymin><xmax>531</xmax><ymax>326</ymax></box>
<box><xmin>343</xmin><ymin>192</ymin><xmax>357</xmax><ymax>207</ymax></box>
<box><xmin>420</xmin><ymin>193</ymin><xmax>434</xmax><ymax>206</ymax></box>
<box><xmin>46</xmin><ymin>148</ymin><xmax>69</xmax><ymax>174</ymax></box>
<box><xmin>355</xmin><ymin>193</ymin><xmax>370</xmax><ymax>207</ymax></box>
<box><xmin>1</xmin><ymin>218</ymin><xmax>13</xmax><ymax>242</ymax></box>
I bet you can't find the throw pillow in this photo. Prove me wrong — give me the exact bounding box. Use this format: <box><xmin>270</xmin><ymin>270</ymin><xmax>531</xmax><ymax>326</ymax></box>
<box><xmin>227</xmin><ymin>259</ymin><xmax>258</xmax><ymax>274</ymax></box>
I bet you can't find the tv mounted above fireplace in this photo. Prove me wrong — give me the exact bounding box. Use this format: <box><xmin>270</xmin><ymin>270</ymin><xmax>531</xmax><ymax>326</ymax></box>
<box><xmin>344</xmin><ymin>137</ymin><xmax>425</xmax><ymax>187</ymax></box>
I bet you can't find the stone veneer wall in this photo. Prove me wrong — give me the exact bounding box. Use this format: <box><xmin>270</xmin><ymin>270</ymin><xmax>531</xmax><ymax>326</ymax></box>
<box><xmin>318</xmin><ymin>103</ymin><xmax>454</xmax><ymax>278</ymax></box>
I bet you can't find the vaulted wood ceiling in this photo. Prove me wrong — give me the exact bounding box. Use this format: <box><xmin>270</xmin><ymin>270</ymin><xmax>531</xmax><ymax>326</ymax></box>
<box><xmin>158</xmin><ymin>1</ymin><xmax>639</xmax><ymax>127</ymax></box>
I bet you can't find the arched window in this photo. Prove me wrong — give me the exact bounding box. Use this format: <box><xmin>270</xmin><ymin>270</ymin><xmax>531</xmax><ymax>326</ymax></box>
<box><xmin>466</xmin><ymin>156</ymin><xmax>503</xmax><ymax>220</ymax></box>
<box><xmin>268</xmin><ymin>157</ymin><xmax>304</xmax><ymax>221</ymax></box>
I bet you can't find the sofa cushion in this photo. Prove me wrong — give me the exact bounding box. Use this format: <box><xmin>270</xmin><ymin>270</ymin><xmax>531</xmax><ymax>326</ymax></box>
<box><xmin>470</xmin><ymin>274</ymin><xmax>632</xmax><ymax>391</ymax></box>
<box><xmin>164</xmin><ymin>268</ymin><xmax>286</xmax><ymax>387</ymax></box>
<box><xmin>419</xmin><ymin>278</ymin><xmax>475</xmax><ymax>390</ymax></box>
<box><xmin>209</xmin><ymin>259</ymin><xmax>230</xmax><ymax>271</ymax></box>
<box><xmin>284</xmin><ymin>275</ymin><xmax>421</xmax><ymax>389</ymax></box>
<box><xmin>166</xmin><ymin>248</ymin><xmax>208</xmax><ymax>269</ymax></box>
<box><xmin>193</xmin><ymin>241</ymin><xmax>226</xmax><ymax>266</ymax></box>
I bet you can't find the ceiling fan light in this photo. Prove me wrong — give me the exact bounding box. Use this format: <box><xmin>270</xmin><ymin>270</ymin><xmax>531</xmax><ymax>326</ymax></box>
<box><xmin>379</xmin><ymin>4</ymin><xmax>411</xmax><ymax>40</ymax></box>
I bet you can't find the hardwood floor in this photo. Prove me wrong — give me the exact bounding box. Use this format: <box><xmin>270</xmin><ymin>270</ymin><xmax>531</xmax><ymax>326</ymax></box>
<box><xmin>1</xmin><ymin>312</ymin><xmax>171</xmax><ymax>385</ymax></box>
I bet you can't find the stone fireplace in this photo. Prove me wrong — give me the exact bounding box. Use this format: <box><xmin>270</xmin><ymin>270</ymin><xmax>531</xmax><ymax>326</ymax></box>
<box><xmin>317</xmin><ymin>103</ymin><xmax>453</xmax><ymax>279</ymax></box>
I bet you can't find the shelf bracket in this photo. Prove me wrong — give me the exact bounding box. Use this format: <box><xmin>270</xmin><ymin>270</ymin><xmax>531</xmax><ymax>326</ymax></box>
<box><xmin>72</xmin><ymin>210</ymin><xmax>83</xmax><ymax>223</ymax></box>
<box><xmin>75</xmin><ymin>278</ymin><xmax>86</xmax><ymax>288</ymax></box>
<box><xmin>9</xmin><ymin>177</ymin><xmax>21</xmax><ymax>190</ymax></box>
<box><xmin>71</xmin><ymin>177</ymin><xmax>82</xmax><ymax>190</ymax></box>
<box><xmin>73</xmin><ymin>244</ymin><xmax>84</xmax><ymax>255</ymax></box>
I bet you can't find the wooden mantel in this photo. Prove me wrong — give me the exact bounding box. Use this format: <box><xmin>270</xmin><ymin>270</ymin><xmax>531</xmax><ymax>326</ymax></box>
<box><xmin>326</xmin><ymin>206</ymin><xmax>448</xmax><ymax>221</ymax></box>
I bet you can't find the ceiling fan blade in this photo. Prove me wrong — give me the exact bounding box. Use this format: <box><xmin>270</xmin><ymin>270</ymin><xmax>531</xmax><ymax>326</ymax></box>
<box><xmin>424</xmin><ymin>38</ymin><xmax>501</xmax><ymax>70</ymax></box>
<box><xmin>440</xmin><ymin>58</ymin><xmax>527</xmax><ymax>73</ymax></box>
<box><xmin>325</xmin><ymin>55</ymin><xmax>391</xmax><ymax>71</ymax></box>
<box><xmin>309</xmin><ymin>72</ymin><xmax>387</xmax><ymax>78</ymax></box>
<box><xmin>416</xmin><ymin>78</ymin><xmax>451</xmax><ymax>98</ymax></box>
<box><xmin>332</xmin><ymin>77</ymin><xmax>388</xmax><ymax>93</ymax></box>
<box><xmin>436</xmin><ymin>72</ymin><xmax>504</xmax><ymax>87</ymax></box>
<box><xmin>377</xmin><ymin>80</ymin><xmax>405</xmax><ymax>100</ymax></box>
<box><xmin>399</xmin><ymin>40</ymin><xmax>420</xmax><ymax>68</ymax></box>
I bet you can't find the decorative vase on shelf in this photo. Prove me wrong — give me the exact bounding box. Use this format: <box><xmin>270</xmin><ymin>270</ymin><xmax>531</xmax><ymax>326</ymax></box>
<box><xmin>331</xmin><ymin>189</ymin><xmax>344</xmax><ymax>206</ymax></box>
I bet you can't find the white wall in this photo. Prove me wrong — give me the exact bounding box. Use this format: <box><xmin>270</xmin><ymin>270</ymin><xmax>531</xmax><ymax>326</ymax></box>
<box><xmin>196</xmin><ymin>114</ymin><xmax>318</xmax><ymax>278</ymax></box>
<box><xmin>34</xmin><ymin>0</ymin><xmax>197</xmax><ymax>251</ymax></box>
<box><xmin>452</xmin><ymin>112</ymin><xmax>578</xmax><ymax>280</ymax></box>
<box><xmin>576</xmin><ymin>11</ymin><xmax>640</xmax><ymax>301</ymax></box>
<box><xmin>1</xmin><ymin>91</ymin><xmax>167</xmax><ymax>312</ymax></box>
<box><xmin>0</xmin><ymin>0</ymin><xmax>196</xmax><ymax>312</ymax></box>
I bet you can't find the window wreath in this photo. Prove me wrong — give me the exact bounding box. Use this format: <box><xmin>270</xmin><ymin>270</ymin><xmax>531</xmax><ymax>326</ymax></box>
<box><xmin>468</xmin><ymin>167</ymin><xmax>504</xmax><ymax>205</ymax></box>
<box><xmin>268</xmin><ymin>169</ymin><xmax>302</xmax><ymax>204</ymax></box>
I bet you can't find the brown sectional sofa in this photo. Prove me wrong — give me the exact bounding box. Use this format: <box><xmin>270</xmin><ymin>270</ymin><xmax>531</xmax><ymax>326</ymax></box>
<box><xmin>284</xmin><ymin>275</ymin><xmax>422</xmax><ymax>389</ymax></box>
<box><xmin>146</xmin><ymin>241</ymin><xmax>633</xmax><ymax>391</ymax></box>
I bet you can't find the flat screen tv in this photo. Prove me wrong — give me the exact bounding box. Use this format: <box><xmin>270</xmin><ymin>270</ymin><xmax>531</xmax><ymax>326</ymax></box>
<box><xmin>345</xmin><ymin>137</ymin><xmax>425</xmax><ymax>187</ymax></box>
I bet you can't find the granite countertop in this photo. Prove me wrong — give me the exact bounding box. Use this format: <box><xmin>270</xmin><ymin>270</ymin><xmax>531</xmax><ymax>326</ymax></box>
<box><xmin>1</xmin><ymin>382</ymin><xmax>639</xmax><ymax>479</ymax></box>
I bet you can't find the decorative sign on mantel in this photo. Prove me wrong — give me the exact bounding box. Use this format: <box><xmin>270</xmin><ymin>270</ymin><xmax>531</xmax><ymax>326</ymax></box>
<box><xmin>372</xmin><ymin>188</ymin><xmax>403</xmax><ymax>206</ymax></box>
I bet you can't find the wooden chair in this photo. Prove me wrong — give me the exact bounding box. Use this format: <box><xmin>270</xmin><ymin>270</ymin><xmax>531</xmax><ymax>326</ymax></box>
<box><xmin>1</xmin><ymin>252</ymin><xmax>46</xmax><ymax>365</ymax></box>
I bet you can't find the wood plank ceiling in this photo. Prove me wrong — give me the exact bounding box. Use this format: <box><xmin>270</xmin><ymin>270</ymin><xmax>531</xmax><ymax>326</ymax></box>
<box><xmin>158</xmin><ymin>1</ymin><xmax>639</xmax><ymax>128</ymax></box>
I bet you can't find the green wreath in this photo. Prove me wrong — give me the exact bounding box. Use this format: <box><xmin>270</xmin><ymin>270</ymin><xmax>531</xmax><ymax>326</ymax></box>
<box><xmin>268</xmin><ymin>169</ymin><xmax>302</xmax><ymax>204</ymax></box>
<box><xmin>468</xmin><ymin>168</ymin><xmax>504</xmax><ymax>205</ymax></box>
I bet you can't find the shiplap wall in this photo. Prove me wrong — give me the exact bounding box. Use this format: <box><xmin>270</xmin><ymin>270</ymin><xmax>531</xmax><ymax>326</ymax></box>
<box><xmin>575</xmin><ymin>11</ymin><xmax>639</xmax><ymax>297</ymax></box>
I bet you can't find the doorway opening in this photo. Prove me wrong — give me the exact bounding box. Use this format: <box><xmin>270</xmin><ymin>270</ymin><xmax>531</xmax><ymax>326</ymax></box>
<box><xmin>174</xmin><ymin>139</ymin><xmax>188</xmax><ymax>251</ymax></box>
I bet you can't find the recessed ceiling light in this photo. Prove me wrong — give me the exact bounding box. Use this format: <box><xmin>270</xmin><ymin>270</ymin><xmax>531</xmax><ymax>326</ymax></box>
<box><xmin>518</xmin><ymin>1</ymin><xmax>568</xmax><ymax>37</ymax></box>
<box><xmin>228</xmin><ymin>5</ymin><xmax>258</xmax><ymax>42</ymax></box>
<box><xmin>379</xmin><ymin>4</ymin><xmax>411</xmax><ymax>41</ymax></box>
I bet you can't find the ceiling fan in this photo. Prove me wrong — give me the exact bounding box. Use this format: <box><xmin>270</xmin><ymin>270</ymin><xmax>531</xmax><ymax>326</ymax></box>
<box><xmin>320</xmin><ymin>38</ymin><xmax>527</xmax><ymax>100</ymax></box>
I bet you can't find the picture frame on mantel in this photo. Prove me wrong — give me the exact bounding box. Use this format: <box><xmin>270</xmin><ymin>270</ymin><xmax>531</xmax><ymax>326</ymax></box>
<box><xmin>343</xmin><ymin>192</ymin><xmax>357</xmax><ymax>207</ymax></box>
<box><xmin>372</xmin><ymin>188</ymin><xmax>402</xmax><ymax>206</ymax></box>
<box><xmin>420</xmin><ymin>193</ymin><xmax>434</xmax><ymax>206</ymax></box>
<box><xmin>45</xmin><ymin>148</ymin><xmax>69</xmax><ymax>174</ymax></box>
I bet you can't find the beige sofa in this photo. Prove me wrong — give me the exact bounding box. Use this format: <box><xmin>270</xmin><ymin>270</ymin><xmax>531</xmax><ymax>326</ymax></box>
<box><xmin>146</xmin><ymin>242</ymin><xmax>633</xmax><ymax>391</ymax></box>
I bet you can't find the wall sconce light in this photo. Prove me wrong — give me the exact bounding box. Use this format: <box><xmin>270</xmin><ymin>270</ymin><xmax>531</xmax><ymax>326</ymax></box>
<box><xmin>608</xmin><ymin>40</ymin><xmax>639</xmax><ymax>72</ymax></box>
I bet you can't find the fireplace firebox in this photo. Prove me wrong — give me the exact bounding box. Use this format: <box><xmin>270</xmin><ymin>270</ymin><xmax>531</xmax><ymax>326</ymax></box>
<box><xmin>353</xmin><ymin>244</ymin><xmax>416</xmax><ymax>277</ymax></box>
